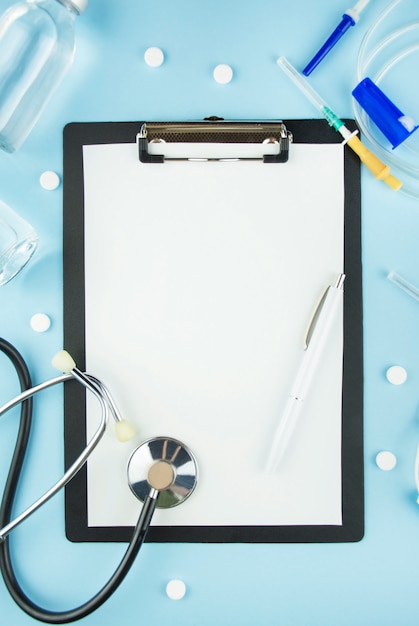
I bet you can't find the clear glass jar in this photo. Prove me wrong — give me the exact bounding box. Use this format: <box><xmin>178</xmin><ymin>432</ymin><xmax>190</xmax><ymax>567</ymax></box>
<box><xmin>0</xmin><ymin>199</ymin><xmax>38</xmax><ymax>286</ymax></box>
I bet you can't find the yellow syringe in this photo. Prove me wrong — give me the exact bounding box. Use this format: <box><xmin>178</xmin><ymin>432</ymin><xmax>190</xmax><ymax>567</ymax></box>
<box><xmin>277</xmin><ymin>56</ymin><xmax>402</xmax><ymax>191</ymax></box>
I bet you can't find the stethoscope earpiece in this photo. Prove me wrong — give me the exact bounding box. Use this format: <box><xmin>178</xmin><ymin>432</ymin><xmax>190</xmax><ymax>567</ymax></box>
<box><xmin>127</xmin><ymin>436</ymin><xmax>198</xmax><ymax>509</ymax></box>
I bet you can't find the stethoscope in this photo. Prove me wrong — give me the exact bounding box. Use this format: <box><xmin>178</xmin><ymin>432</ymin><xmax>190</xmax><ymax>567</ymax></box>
<box><xmin>0</xmin><ymin>337</ymin><xmax>198</xmax><ymax>624</ymax></box>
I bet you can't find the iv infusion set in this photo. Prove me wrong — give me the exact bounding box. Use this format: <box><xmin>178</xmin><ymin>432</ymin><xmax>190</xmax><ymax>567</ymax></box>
<box><xmin>297</xmin><ymin>0</ymin><xmax>419</xmax><ymax>196</ymax></box>
<box><xmin>352</xmin><ymin>0</ymin><xmax>419</xmax><ymax>199</ymax></box>
<box><xmin>353</xmin><ymin>0</ymin><xmax>419</xmax><ymax>498</ymax></box>
<box><xmin>0</xmin><ymin>339</ymin><xmax>198</xmax><ymax>623</ymax></box>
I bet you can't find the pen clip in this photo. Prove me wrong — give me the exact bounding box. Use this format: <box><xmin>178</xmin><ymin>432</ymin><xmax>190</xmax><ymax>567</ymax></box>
<box><xmin>304</xmin><ymin>290</ymin><xmax>328</xmax><ymax>350</ymax></box>
<box><xmin>304</xmin><ymin>274</ymin><xmax>345</xmax><ymax>349</ymax></box>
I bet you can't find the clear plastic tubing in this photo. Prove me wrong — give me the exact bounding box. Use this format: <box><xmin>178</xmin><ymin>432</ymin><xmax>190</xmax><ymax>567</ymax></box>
<box><xmin>354</xmin><ymin>0</ymin><xmax>419</xmax><ymax>198</ymax></box>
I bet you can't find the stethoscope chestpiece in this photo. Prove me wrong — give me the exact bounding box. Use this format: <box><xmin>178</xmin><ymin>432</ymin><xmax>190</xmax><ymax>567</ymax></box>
<box><xmin>127</xmin><ymin>436</ymin><xmax>198</xmax><ymax>508</ymax></box>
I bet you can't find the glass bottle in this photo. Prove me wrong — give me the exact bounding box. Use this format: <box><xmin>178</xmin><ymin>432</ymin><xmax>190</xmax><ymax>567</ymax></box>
<box><xmin>0</xmin><ymin>0</ymin><xmax>87</xmax><ymax>153</ymax></box>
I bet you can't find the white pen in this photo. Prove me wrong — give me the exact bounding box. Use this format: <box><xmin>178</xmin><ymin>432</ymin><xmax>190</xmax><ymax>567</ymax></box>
<box><xmin>265</xmin><ymin>273</ymin><xmax>345</xmax><ymax>473</ymax></box>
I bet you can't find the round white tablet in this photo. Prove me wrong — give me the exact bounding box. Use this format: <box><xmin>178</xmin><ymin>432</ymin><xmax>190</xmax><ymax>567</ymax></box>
<box><xmin>30</xmin><ymin>313</ymin><xmax>51</xmax><ymax>333</ymax></box>
<box><xmin>144</xmin><ymin>47</ymin><xmax>164</xmax><ymax>67</ymax></box>
<box><xmin>386</xmin><ymin>365</ymin><xmax>407</xmax><ymax>385</ymax></box>
<box><xmin>376</xmin><ymin>451</ymin><xmax>397</xmax><ymax>471</ymax></box>
<box><xmin>166</xmin><ymin>579</ymin><xmax>186</xmax><ymax>600</ymax></box>
<box><xmin>213</xmin><ymin>64</ymin><xmax>233</xmax><ymax>84</ymax></box>
<box><xmin>40</xmin><ymin>171</ymin><xmax>60</xmax><ymax>191</ymax></box>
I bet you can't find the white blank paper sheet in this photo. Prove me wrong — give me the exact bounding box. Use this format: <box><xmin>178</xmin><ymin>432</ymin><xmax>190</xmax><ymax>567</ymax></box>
<box><xmin>81</xmin><ymin>141</ymin><xmax>344</xmax><ymax>528</ymax></box>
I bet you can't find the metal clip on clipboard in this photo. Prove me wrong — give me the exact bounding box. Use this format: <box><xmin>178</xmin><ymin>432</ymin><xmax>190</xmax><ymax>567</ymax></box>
<box><xmin>137</xmin><ymin>119</ymin><xmax>292</xmax><ymax>163</ymax></box>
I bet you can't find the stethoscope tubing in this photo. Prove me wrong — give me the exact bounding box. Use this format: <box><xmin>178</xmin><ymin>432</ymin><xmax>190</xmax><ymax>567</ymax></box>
<box><xmin>2</xmin><ymin>488</ymin><xmax>159</xmax><ymax>624</ymax></box>
<box><xmin>0</xmin><ymin>371</ymin><xmax>109</xmax><ymax>541</ymax></box>
<box><xmin>1</xmin><ymin>338</ymin><xmax>198</xmax><ymax>623</ymax></box>
<box><xmin>0</xmin><ymin>337</ymin><xmax>160</xmax><ymax>623</ymax></box>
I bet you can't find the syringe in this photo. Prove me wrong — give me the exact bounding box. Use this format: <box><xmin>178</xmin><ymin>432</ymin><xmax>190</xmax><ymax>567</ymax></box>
<box><xmin>277</xmin><ymin>56</ymin><xmax>402</xmax><ymax>191</ymax></box>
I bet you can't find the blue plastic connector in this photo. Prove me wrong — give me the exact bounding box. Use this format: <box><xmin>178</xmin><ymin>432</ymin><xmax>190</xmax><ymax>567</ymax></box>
<box><xmin>352</xmin><ymin>78</ymin><xmax>419</xmax><ymax>149</ymax></box>
<box><xmin>303</xmin><ymin>13</ymin><xmax>355</xmax><ymax>76</ymax></box>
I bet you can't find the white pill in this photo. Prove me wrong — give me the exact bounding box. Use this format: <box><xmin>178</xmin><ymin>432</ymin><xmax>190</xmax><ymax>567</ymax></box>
<box><xmin>213</xmin><ymin>64</ymin><xmax>233</xmax><ymax>84</ymax></box>
<box><xmin>386</xmin><ymin>365</ymin><xmax>407</xmax><ymax>385</ymax></box>
<box><xmin>40</xmin><ymin>171</ymin><xmax>60</xmax><ymax>190</ymax></box>
<box><xmin>30</xmin><ymin>313</ymin><xmax>51</xmax><ymax>333</ymax></box>
<box><xmin>376</xmin><ymin>451</ymin><xmax>397</xmax><ymax>471</ymax></box>
<box><xmin>144</xmin><ymin>47</ymin><xmax>164</xmax><ymax>67</ymax></box>
<box><xmin>166</xmin><ymin>579</ymin><xmax>186</xmax><ymax>600</ymax></box>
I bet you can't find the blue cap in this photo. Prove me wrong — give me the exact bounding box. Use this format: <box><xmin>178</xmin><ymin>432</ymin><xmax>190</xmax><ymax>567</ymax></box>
<box><xmin>352</xmin><ymin>78</ymin><xmax>418</xmax><ymax>149</ymax></box>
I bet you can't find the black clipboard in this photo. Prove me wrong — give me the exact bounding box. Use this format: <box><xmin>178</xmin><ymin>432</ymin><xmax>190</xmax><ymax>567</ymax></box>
<box><xmin>62</xmin><ymin>119</ymin><xmax>363</xmax><ymax>544</ymax></box>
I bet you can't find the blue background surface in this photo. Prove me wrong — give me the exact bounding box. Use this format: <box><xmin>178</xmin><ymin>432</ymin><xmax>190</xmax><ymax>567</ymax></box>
<box><xmin>1</xmin><ymin>0</ymin><xmax>419</xmax><ymax>624</ymax></box>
